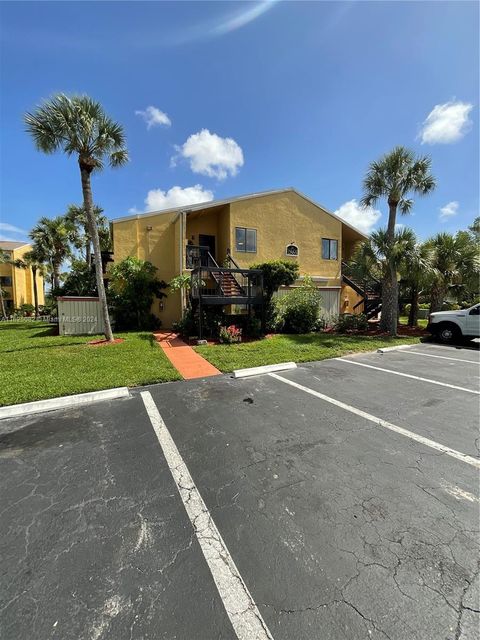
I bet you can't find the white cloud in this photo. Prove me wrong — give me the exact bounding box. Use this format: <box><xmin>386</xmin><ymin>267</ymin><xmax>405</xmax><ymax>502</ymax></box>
<box><xmin>172</xmin><ymin>129</ymin><xmax>244</xmax><ymax>180</ymax></box>
<box><xmin>135</xmin><ymin>106</ymin><xmax>171</xmax><ymax>129</ymax></box>
<box><xmin>0</xmin><ymin>222</ymin><xmax>28</xmax><ymax>242</ymax></box>
<box><xmin>130</xmin><ymin>185</ymin><xmax>214</xmax><ymax>213</ymax></box>
<box><xmin>334</xmin><ymin>199</ymin><xmax>381</xmax><ymax>234</ymax></box>
<box><xmin>439</xmin><ymin>201</ymin><xmax>459</xmax><ymax>221</ymax></box>
<box><xmin>419</xmin><ymin>101</ymin><xmax>473</xmax><ymax>144</ymax></box>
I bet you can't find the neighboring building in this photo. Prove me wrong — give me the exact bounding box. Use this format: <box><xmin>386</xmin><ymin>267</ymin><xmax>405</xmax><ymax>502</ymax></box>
<box><xmin>111</xmin><ymin>188</ymin><xmax>368</xmax><ymax>328</ymax></box>
<box><xmin>0</xmin><ymin>241</ymin><xmax>45</xmax><ymax>312</ymax></box>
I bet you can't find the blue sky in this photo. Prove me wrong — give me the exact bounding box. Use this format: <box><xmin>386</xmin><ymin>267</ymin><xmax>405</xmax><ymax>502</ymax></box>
<box><xmin>0</xmin><ymin>0</ymin><xmax>478</xmax><ymax>243</ymax></box>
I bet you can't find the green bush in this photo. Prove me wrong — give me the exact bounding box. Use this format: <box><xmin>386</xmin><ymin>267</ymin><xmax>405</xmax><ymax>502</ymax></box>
<box><xmin>274</xmin><ymin>277</ymin><xmax>321</xmax><ymax>334</ymax></box>
<box><xmin>173</xmin><ymin>307</ymin><xmax>224</xmax><ymax>339</ymax></box>
<box><xmin>109</xmin><ymin>257</ymin><xmax>167</xmax><ymax>330</ymax></box>
<box><xmin>335</xmin><ymin>313</ymin><xmax>368</xmax><ymax>333</ymax></box>
<box><xmin>60</xmin><ymin>259</ymin><xmax>97</xmax><ymax>296</ymax></box>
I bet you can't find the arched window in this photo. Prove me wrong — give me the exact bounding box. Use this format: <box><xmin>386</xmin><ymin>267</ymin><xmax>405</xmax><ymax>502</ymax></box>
<box><xmin>286</xmin><ymin>243</ymin><xmax>299</xmax><ymax>257</ymax></box>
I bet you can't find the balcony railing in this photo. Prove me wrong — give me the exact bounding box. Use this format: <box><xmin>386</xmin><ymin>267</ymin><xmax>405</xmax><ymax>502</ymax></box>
<box><xmin>186</xmin><ymin>245</ymin><xmax>210</xmax><ymax>269</ymax></box>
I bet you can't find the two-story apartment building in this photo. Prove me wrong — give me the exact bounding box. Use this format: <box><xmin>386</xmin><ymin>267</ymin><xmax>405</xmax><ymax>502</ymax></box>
<box><xmin>111</xmin><ymin>188</ymin><xmax>368</xmax><ymax>328</ymax></box>
<box><xmin>0</xmin><ymin>241</ymin><xmax>45</xmax><ymax>313</ymax></box>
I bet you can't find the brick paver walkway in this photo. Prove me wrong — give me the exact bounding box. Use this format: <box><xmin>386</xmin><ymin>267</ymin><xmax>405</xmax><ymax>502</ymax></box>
<box><xmin>153</xmin><ymin>331</ymin><xmax>221</xmax><ymax>380</ymax></box>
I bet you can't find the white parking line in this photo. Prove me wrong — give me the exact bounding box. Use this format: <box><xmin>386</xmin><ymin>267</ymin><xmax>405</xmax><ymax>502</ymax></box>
<box><xmin>269</xmin><ymin>374</ymin><xmax>480</xmax><ymax>469</ymax></box>
<box><xmin>140</xmin><ymin>391</ymin><xmax>274</xmax><ymax>640</ymax></box>
<box><xmin>335</xmin><ymin>358</ymin><xmax>479</xmax><ymax>395</ymax></box>
<box><xmin>401</xmin><ymin>350</ymin><xmax>480</xmax><ymax>364</ymax></box>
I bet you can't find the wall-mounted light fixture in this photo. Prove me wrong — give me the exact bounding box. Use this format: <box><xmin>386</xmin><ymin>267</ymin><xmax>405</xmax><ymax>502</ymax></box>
<box><xmin>146</xmin><ymin>225</ymin><xmax>153</xmax><ymax>231</ymax></box>
<box><xmin>159</xmin><ymin>301</ymin><xmax>164</xmax><ymax>311</ymax></box>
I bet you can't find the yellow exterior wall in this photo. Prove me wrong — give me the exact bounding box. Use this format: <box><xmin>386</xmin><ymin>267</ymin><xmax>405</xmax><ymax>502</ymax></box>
<box><xmin>112</xmin><ymin>213</ymin><xmax>181</xmax><ymax>328</ymax></box>
<box><xmin>229</xmin><ymin>191</ymin><xmax>344</xmax><ymax>287</ymax></box>
<box><xmin>0</xmin><ymin>244</ymin><xmax>45</xmax><ymax>310</ymax></box>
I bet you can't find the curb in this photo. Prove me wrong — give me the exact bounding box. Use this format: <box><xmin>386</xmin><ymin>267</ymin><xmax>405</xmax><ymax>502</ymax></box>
<box><xmin>233</xmin><ymin>362</ymin><xmax>297</xmax><ymax>379</ymax></box>
<box><xmin>0</xmin><ymin>387</ymin><xmax>130</xmax><ymax>420</ymax></box>
<box><xmin>377</xmin><ymin>344</ymin><xmax>414</xmax><ymax>354</ymax></box>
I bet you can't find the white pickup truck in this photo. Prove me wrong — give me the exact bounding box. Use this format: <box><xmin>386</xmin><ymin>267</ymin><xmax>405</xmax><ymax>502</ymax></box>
<box><xmin>427</xmin><ymin>303</ymin><xmax>480</xmax><ymax>343</ymax></box>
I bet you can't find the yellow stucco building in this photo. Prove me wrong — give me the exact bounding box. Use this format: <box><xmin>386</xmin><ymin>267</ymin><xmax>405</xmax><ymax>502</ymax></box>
<box><xmin>0</xmin><ymin>241</ymin><xmax>45</xmax><ymax>312</ymax></box>
<box><xmin>111</xmin><ymin>188</ymin><xmax>366</xmax><ymax>328</ymax></box>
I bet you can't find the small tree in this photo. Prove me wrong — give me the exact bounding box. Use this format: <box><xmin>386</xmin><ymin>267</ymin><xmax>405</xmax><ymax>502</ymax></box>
<box><xmin>426</xmin><ymin>231</ymin><xmax>479</xmax><ymax>313</ymax></box>
<box><xmin>361</xmin><ymin>146</ymin><xmax>435</xmax><ymax>335</ymax></box>
<box><xmin>11</xmin><ymin>248</ymin><xmax>46</xmax><ymax>319</ymax></box>
<box><xmin>109</xmin><ymin>257</ymin><xmax>167</xmax><ymax>330</ymax></box>
<box><xmin>0</xmin><ymin>250</ymin><xmax>10</xmax><ymax>318</ymax></box>
<box><xmin>30</xmin><ymin>216</ymin><xmax>75</xmax><ymax>291</ymax></box>
<box><xmin>60</xmin><ymin>259</ymin><xmax>97</xmax><ymax>296</ymax></box>
<box><xmin>250</xmin><ymin>260</ymin><xmax>299</xmax><ymax>302</ymax></box>
<box><xmin>66</xmin><ymin>204</ymin><xmax>110</xmax><ymax>265</ymax></box>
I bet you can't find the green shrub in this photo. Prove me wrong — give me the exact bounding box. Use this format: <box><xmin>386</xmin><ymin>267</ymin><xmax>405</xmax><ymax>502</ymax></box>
<box><xmin>173</xmin><ymin>307</ymin><xmax>224</xmax><ymax>339</ymax></box>
<box><xmin>245</xmin><ymin>315</ymin><xmax>262</xmax><ymax>338</ymax></box>
<box><xmin>109</xmin><ymin>257</ymin><xmax>167</xmax><ymax>330</ymax></box>
<box><xmin>274</xmin><ymin>277</ymin><xmax>321</xmax><ymax>334</ymax></box>
<box><xmin>250</xmin><ymin>260</ymin><xmax>299</xmax><ymax>300</ymax></box>
<box><xmin>335</xmin><ymin>313</ymin><xmax>368</xmax><ymax>333</ymax></box>
<box><xmin>19</xmin><ymin>303</ymin><xmax>35</xmax><ymax>316</ymax></box>
<box><xmin>60</xmin><ymin>259</ymin><xmax>97</xmax><ymax>296</ymax></box>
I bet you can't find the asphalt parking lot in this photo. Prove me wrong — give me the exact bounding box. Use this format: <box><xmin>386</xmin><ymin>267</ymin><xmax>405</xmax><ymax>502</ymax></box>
<box><xmin>1</xmin><ymin>342</ymin><xmax>479</xmax><ymax>640</ymax></box>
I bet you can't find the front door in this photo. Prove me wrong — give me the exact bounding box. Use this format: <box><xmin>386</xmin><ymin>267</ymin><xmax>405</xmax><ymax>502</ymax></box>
<box><xmin>199</xmin><ymin>235</ymin><xmax>216</xmax><ymax>264</ymax></box>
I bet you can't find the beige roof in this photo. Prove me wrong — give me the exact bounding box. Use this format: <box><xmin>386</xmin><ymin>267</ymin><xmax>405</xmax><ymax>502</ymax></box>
<box><xmin>0</xmin><ymin>241</ymin><xmax>30</xmax><ymax>251</ymax></box>
<box><xmin>111</xmin><ymin>187</ymin><xmax>368</xmax><ymax>239</ymax></box>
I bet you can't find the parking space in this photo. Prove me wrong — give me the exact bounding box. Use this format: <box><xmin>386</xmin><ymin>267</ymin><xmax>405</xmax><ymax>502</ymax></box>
<box><xmin>1</xmin><ymin>342</ymin><xmax>479</xmax><ymax>639</ymax></box>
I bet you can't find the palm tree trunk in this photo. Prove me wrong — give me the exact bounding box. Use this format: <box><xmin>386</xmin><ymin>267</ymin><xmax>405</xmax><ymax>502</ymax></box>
<box><xmin>32</xmin><ymin>265</ymin><xmax>39</xmax><ymax>319</ymax></box>
<box><xmin>53</xmin><ymin>263</ymin><xmax>61</xmax><ymax>291</ymax></box>
<box><xmin>380</xmin><ymin>202</ymin><xmax>398</xmax><ymax>335</ymax></box>
<box><xmin>408</xmin><ymin>286</ymin><xmax>419</xmax><ymax>327</ymax></box>
<box><xmin>86</xmin><ymin>241</ymin><xmax>91</xmax><ymax>267</ymax></box>
<box><xmin>0</xmin><ymin>284</ymin><xmax>6</xmax><ymax>319</ymax></box>
<box><xmin>80</xmin><ymin>163</ymin><xmax>114</xmax><ymax>342</ymax></box>
<box><xmin>429</xmin><ymin>285</ymin><xmax>445</xmax><ymax>314</ymax></box>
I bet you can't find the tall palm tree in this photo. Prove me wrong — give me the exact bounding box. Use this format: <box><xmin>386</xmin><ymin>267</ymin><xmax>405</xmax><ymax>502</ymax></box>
<box><xmin>12</xmin><ymin>248</ymin><xmax>46</xmax><ymax>319</ymax></box>
<box><xmin>400</xmin><ymin>240</ymin><xmax>434</xmax><ymax>326</ymax></box>
<box><xmin>30</xmin><ymin>216</ymin><xmax>74</xmax><ymax>291</ymax></box>
<box><xmin>0</xmin><ymin>249</ymin><xmax>9</xmax><ymax>319</ymax></box>
<box><xmin>24</xmin><ymin>94</ymin><xmax>128</xmax><ymax>342</ymax></box>
<box><xmin>426</xmin><ymin>232</ymin><xmax>480</xmax><ymax>313</ymax></box>
<box><xmin>360</xmin><ymin>146</ymin><xmax>436</xmax><ymax>335</ymax></box>
<box><xmin>66</xmin><ymin>203</ymin><xmax>110</xmax><ymax>265</ymax></box>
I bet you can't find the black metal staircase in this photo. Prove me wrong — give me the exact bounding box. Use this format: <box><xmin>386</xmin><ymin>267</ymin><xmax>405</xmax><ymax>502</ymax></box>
<box><xmin>342</xmin><ymin>263</ymin><xmax>382</xmax><ymax>320</ymax></box>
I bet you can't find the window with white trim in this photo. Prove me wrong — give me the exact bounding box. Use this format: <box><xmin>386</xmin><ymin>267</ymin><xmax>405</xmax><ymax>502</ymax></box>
<box><xmin>286</xmin><ymin>243</ymin><xmax>299</xmax><ymax>257</ymax></box>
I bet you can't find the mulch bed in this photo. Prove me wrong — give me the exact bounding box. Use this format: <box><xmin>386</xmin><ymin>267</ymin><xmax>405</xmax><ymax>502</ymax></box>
<box><xmin>323</xmin><ymin>322</ymin><xmax>427</xmax><ymax>337</ymax></box>
<box><xmin>87</xmin><ymin>338</ymin><xmax>125</xmax><ymax>347</ymax></box>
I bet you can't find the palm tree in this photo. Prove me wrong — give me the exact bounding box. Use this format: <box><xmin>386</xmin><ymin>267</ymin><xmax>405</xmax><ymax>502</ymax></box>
<box><xmin>12</xmin><ymin>248</ymin><xmax>46</xmax><ymax>319</ymax></box>
<box><xmin>360</xmin><ymin>146</ymin><xmax>436</xmax><ymax>335</ymax></box>
<box><xmin>400</xmin><ymin>240</ymin><xmax>434</xmax><ymax>326</ymax></box>
<box><xmin>0</xmin><ymin>250</ymin><xmax>9</xmax><ymax>319</ymax></box>
<box><xmin>426</xmin><ymin>232</ymin><xmax>480</xmax><ymax>313</ymax></box>
<box><xmin>30</xmin><ymin>216</ymin><xmax>74</xmax><ymax>291</ymax></box>
<box><xmin>24</xmin><ymin>95</ymin><xmax>128</xmax><ymax>342</ymax></box>
<box><xmin>66</xmin><ymin>203</ymin><xmax>110</xmax><ymax>265</ymax></box>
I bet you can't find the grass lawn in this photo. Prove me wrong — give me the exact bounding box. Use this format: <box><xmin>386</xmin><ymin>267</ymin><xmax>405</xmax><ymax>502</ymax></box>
<box><xmin>195</xmin><ymin>332</ymin><xmax>422</xmax><ymax>373</ymax></box>
<box><xmin>0</xmin><ymin>321</ymin><xmax>181</xmax><ymax>406</ymax></box>
<box><xmin>399</xmin><ymin>315</ymin><xmax>428</xmax><ymax>328</ymax></box>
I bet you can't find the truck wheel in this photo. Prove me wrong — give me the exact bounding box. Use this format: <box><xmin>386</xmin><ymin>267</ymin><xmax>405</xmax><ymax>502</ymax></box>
<box><xmin>436</xmin><ymin>322</ymin><xmax>461</xmax><ymax>344</ymax></box>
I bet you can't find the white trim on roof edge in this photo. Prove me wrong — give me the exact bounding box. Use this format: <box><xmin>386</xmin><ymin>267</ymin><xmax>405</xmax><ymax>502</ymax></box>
<box><xmin>111</xmin><ymin>187</ymin><xmax>368</xmax><ymax>239</ymax></box>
